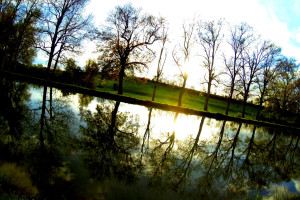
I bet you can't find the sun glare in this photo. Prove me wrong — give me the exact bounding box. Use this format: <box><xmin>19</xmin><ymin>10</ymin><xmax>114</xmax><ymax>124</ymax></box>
<box><xmin>151</xmin><ymin>111</ymin><xmax>219</xmax><ymax>142</ymax></box>
<box><xmin>183</xmin><ymin>61</ymin><xmax>195</xmax><ymax>78</ymax></box>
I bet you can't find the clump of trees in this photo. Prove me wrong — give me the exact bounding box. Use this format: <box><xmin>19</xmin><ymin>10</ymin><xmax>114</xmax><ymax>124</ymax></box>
<box><xmin>267</xmin><ymin>57</ymin><xmax>299</xmax><ymax>120</ymax></box>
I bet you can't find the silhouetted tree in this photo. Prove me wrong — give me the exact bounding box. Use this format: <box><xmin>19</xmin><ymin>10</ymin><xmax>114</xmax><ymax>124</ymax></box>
<box><xmin>197</xmin><ymin>19</ymin><xmax>223</xmax><ymax>111</ymax></box>
<box><xmin>152</xmin><ymin>25</ymin><xmax>168</xmax><ymax>101</ymax></box>
<box><xmin>292</xmin><ymin>78</ymin><xmax>300</xmax><ymax>123</ymax></box>
<box><xmin>172</xmin><ymin>21</ymin><xmax>195</xmax><ymax>106</ymax></box>
<box><xmin>254</xmin><ymin>45</ymin><xmax>281</xmax><ymax>119</ymax></box>
<box><xmin>99</xmin><ymin>3</ymin><xmax>165</xmax><ymax>94</ymax></box>
<box><xmin>38</xmin><ymin>0</ymin><xmax>92</xmax><ymax>77</ymax></box>
<box><xmin>223</xmin><ymin>23</ymin><xmax>253</xmax><ymax>115</ymax></box>
<box><xmin>239</xmin><ymin>40</ymin><xmax>272</xmax><ymax>118</ymax></box>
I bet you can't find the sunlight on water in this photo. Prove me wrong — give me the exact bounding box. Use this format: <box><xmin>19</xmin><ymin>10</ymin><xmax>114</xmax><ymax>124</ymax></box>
<box><xmin>151</xmin><ymin>112</ymin><xmax>221</xmax><ymax>141</ymax></box>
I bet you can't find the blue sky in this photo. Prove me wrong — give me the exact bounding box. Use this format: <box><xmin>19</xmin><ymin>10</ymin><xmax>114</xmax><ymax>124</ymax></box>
<box><xmin>260</xmin><ymin>0</ymin><xmax>300</xmax><ymax>48</ymax></box>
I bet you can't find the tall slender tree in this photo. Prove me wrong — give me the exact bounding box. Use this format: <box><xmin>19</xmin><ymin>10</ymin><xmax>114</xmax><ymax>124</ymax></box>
<box><xmin>172</xmin><ymin>21</ymin><xmax>195</xmax><ymax>106</ymax></box>
<box><xmin>197</xmin><ymin>19</ymin><xmax>223</xmax><ymax>111</ymax></box>
<box><xmin>152</xmin><ymin>24</ymin><xmax>168</xmax><ymax>101</ymax></box>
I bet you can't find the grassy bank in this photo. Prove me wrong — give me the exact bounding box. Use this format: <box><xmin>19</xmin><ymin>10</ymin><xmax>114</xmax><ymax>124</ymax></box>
<box><xmin>96</xmin><ymin>79</ymin><xmax>259</xmax><ymax>119</ymax></box>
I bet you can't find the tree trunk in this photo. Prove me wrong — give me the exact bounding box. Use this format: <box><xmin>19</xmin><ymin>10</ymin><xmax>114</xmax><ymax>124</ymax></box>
<box><xmin>256</xmin><ymin>96</ymin><xmax>264</xmax><ymax>120</ymax></box>
<box><xmin>225</xmin><ymin>86</ymin><xmax>234</xmax><ymax>115</ymax></box>
<box><xmin>152</xmin><ymin>77</ymin><xmax>159</xmax><ymax>101</ymax></box>
<box><xmin>46</xmin><ymin>53</ymin><xmax>54</xmax><ymax>77</ymax></box>
<box><xmin>241</xmin><ymin>95</ymin><xmax>248</xmax><ymax>118</ymax></box>
<box><xmin>51</xmin><ymin>47</ymin><xmax>63</xmax><ymax>79</ymax></box>
<box><xmin>204</xmin><ymin>81</ymin><xmax>211</xmax><ymax>111</ymax></box>
<box><xmin>241</xmin><ymin>86</ymin><xmax>250</xmax><ymax>118</ymax></box>
<box><xmin>118</xmin><ymin>61</ymin><xmax>126</xmax><ymax>95</ymax></box>
<box><xmin>178</xmin><ymin>76</ymin><xmax>187</xmax><ymax>106</ymax></box>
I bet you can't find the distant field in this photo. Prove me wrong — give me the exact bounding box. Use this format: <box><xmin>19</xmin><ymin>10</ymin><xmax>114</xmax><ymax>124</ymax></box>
<box><xmin>96</xmin><ymin>79</ymin><xmax>259</xmax><ymax>120</ymax></box>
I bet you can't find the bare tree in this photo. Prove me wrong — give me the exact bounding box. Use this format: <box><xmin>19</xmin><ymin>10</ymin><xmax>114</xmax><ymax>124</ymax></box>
<box><xmin>100</xmin><ymin>3</ymin><xmax>165</xmax><ymax>95</ymax></box>
<box><xmin>197</xmin><ymin>19</ymin><xmax>223</xmax><ymax>111</ymax></box>
<box><xmin>255</xmin><ymin>45</ymin><xmax>281</xmax><ymax>119</ymax></box>
<box><xmin>172</xmin><ymin>21</ymin><xmax>195</xmax><ymax>106</ymax></box>
<box><xmin>152</xmin><ymin>25</ymin><xmax>168</xmax><ymax>101</ymax></box>
<box><xmin>239</xmin><ymin>40</ymin><xmax>272</xmax><ymax>118</ymax></box>
<box><xmin>38</xmin><ymin>0</ymin><xmax>92</xmax><ymax>77</ymax></box>
<box><xmin>223</xmin><ymin>23</ymin><xmax>253</xmax><ymax>115</ymax></box>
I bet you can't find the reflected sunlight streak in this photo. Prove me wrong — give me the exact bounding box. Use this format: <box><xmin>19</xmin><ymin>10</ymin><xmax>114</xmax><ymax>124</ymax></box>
<box><xmin>153</xmin><ymin>112</ymin><xmax>220</xmax><ymax>142</ymax></box>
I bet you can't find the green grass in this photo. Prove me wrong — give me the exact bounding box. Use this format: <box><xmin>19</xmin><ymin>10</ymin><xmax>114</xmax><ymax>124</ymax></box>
<box><xmin>96</xmin><ymin>79</ymin><xmax>259</xmax><ymax>120</ymax></box>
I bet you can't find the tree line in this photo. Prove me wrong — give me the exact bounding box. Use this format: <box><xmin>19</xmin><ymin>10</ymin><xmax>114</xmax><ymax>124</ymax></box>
<box><xmin>1</xmin><ymin>1</ymin><xmax>299</xmax><ymax>121</ymax></box>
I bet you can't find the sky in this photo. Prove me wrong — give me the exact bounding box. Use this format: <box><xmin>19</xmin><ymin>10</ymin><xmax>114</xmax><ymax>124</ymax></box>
<box><xmin>77</xmin><ymin>0</ymin><xmax>300</xmax><ymax>90</ymax></box>
<box><xmin>83</xmin><ymin>0</ymin><xmax>300</xmax><ymax>57</ymax></box>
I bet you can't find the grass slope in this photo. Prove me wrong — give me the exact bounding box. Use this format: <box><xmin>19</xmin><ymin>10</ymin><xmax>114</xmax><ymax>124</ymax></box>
<box><xmin>97</xmin><ymin>79</ymin><xmax>259</xmax><ymax>119</ymax></box>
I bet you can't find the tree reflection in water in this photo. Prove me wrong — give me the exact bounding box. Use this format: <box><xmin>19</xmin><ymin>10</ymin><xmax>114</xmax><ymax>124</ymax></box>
<box><xmin>0</xmin><ymin>79</ymin><xmax>31</xmax><ymax>161</ymax></box>
<box><xmin>0</xmin><ymin>81</ymin><xmax>299</xmax><ymax>199</ymax></box>
<box><xmin>80</xmin><ymin>101</ymin><xmax>140</xmax><ymax>181</ymax></box>
<box><xmin>139</xmin><ymin>108</ymin><xmax>152</xmax><ymax>168</ymax></box>
<box><xmin>147</xmin><ymin>115</ymin><xmax>300</xmax><ymax>199</ymax></box>
<box><xmin>0</xmin><ymin>80</ymin><xmax>83</xmax><ymax>199</ymax></box>
<box><xmin>26</xmin><ymin>85</ymin><xmax>78</xmax><ymax>199</ymax></box>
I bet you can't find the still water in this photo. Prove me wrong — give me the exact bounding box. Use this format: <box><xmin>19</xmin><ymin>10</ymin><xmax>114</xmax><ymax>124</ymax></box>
<box><xmin>1</xmin><ymin>81</ymin><xmax>300</xmax><ymax>199</ymax></box>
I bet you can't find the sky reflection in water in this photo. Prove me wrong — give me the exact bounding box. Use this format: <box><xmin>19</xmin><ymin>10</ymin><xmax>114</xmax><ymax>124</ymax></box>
<box><xmin>2</xmin><ymin>83</ymin><xmax>299</xmax><ymax>199</ymax></box>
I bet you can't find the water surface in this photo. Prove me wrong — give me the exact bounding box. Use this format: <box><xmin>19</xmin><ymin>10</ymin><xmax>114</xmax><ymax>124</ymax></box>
<box><xmin>1</xmin><ymin>81</ymin><xmax>299</xmax><ymax>199</ymax></box>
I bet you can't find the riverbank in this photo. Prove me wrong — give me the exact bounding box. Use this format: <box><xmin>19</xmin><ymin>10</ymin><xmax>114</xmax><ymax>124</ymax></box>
<box><xmin>2</xmin><ymin>71</ymin><xmax>299</xmax><ymax>131</ymax></box>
